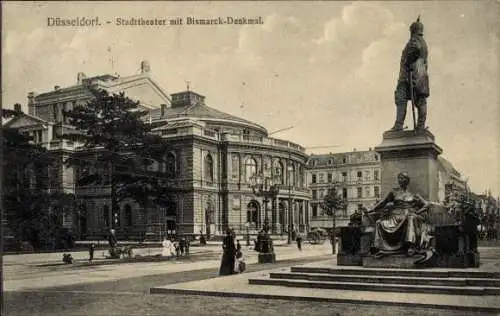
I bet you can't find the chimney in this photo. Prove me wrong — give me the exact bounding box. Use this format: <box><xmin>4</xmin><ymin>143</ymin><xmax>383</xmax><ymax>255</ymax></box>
<box><xmin>77</xmin><ymin>72</ymin><xmax>86</xmax><ymax>84</ymax></box>
<box><xmin>353</xmin><ymin>148</ymin><xmax>357</xmax><ymax>152</ymax></box>
<box><xmin>161</xmin><ymin>104</ymin><xmax>166</xmax><ymax>117</ymax></box>
<box><xmin>28</xmin><ymin>92</ymin><xmax>37</xmax><ymax>115</ymax></box>
<box><xmin>141</xmin><ymin>60</ymin><xmax>151</xmax><ymax>74</ymax></box>
<box><xmin>54</xmin><ymin>86</ymin><xmax>60</xmax><ymax>91</ymax></box>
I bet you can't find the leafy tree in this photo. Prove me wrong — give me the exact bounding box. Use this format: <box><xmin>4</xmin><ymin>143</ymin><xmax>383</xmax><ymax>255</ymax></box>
<box><xmin>320</xmin><ymin>186</ymin><xmax>346</xmax><ymax>254</ymax></box>
<box><xmin>62</xmin><ymin>88</ymin><xmax>171</xmax><ymax>230</ymax></box>
<box><xmin>2</xmin><ymin>107</ymin><xmax>76</xmax><ymax>250</ymax></box>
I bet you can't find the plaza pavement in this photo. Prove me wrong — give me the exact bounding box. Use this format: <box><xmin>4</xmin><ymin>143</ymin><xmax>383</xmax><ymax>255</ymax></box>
<box><xmin>151</xmin><ymin>259</ymin><xmax>500</xmax><ymax>313</ymax></box>
<box><xmin>4</xmin><ymin>241</ymin><xmax>333</xmax><ymax>292</ymax></box>
<box><xmin>150</xmin><ymin>246</ymin><xmax>500</xmax><ymax>313</ymax></box>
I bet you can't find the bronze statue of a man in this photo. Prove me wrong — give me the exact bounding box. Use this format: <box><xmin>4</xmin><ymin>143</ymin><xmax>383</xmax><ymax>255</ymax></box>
<box><xmin>391</xmin><ymin>17</ymin><xmax>430</xmax><ymax>131</ymax></box>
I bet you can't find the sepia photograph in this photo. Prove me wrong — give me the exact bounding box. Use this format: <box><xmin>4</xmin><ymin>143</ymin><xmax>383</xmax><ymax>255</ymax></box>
<box><xmin>1</xmin><ymin>1</ymin><xmax>499</xmax><ymax>315</ymax></box>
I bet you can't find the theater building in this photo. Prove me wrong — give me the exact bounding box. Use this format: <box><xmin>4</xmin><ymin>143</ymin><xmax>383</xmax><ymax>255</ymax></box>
<box><xmin>7</xmin><ymin>61</ymin><xmax>310</xmax><ymax>240</ymax></box>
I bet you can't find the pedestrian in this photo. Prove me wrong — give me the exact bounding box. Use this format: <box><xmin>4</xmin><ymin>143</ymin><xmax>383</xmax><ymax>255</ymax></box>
<box><xmin>219</xmin><ymin>229</ymin><xmax>236</xmax><ymax>276</ymax></box>
<box><xmin>185</xmin><ymin>238</ymin><xmax>190</xmax><ymax>255</ymax></box>
<box><xmin>174</xmin><ymin>240</ymin><xmax>180</xmax><ymax>258</ymax></box>
<box><xmin>179</xmin><ymin>236</ymin><xmax>186</xmax><ymax>256</ymax></box>
<box><xmin>162</xmin><ymin>237</ymin><xmax>173</xmax><ymax>259</ymax></box>
<box><xmin>88</xmin><ymin>243</ymin><xmax>95</xmax><ymax>262</ymax></box>
<box><xmin>296</xmin><ymin>234</ymin><xmax>302</xmax><ymax>251</ymax></box>
<box><xmin>236</xmin><ymin>240</ymin><xmax>241</xmax><ymax>253</ymax></box>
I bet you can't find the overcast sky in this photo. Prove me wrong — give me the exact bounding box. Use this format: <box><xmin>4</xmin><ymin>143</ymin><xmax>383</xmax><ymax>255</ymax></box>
<box><xmin>2</xmin><ymin>1</ymin><xmax>499</xmax><ymax>196</ymax></box>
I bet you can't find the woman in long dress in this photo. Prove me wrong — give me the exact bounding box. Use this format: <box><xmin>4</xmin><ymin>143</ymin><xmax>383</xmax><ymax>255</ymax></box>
<box><xmin>219</xmin><ymin>230</ymin><xmax>236</xmax><ymax>276</ymax></box>
<box><xmin>365</xmin><ymin>172</ymin><xmax>430</xmax><ymax>257</ymax></box>
<box><xmin>161</xmin><ymin>237</ymin><xmax>174</xmax><ymax>258</ymax></box>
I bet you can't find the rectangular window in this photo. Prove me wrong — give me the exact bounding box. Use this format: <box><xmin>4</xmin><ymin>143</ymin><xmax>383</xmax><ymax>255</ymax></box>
<box><xmin>341</xmin><ymin>172</ymin><xmax>347</xmax><ymax>182</ymax></box>
<box><xmin>327</xmin><ymin>173</ymin><xmax>332</xmax><ymax>183</ymax></box>
<box><xmin>357</xmin><ymin>187</ymin><xmax>363</xmax><ymax>198</ymax></box>
<box><xmin>52</xmin><ymin>104</ymin><xmax>58</xmax><ymax>121</ymax></box>
<box><xmin>231</xmin><ymin>154</ymin><xmax>239</xmax><ymax>181</ymax></box>
<box><xmin>357</xmin><ymin>171</ymin><xmax>362</xmax><ymax>178</ymax></box>
<box><xmin>342</xmin><ymin>188</ymin><xmax>348</xmax><ymax>199</ymax></box>
<box><xmin>319</xmin><ymin>173</ymin><xmax>324</xmax><ymax>183</ymax></box>
<box><xmin>312</xmin><ymin>190</ymin><xmax>317</xmax><ymax>199</ymax></box>
<box><xmin>311</xmin><ymin>174</ymin><xmax>317</xmax><ymax>184</ymax></box>
<box><xmin>374</xmin><ymin>186</ymin><xmax>380</xmax><ymax>198</ymax></box>
<box><xmin>320</xmin><ymin>190</ymin><xmax>324</xmax><ymax>198</ymax></box>
<box><xmin>364</xmin><ymin>170</ymin><xmax>370</xmax><ymax>181</ymax></box>
<box><xmin>312</xmin><ymin>204</ymin><xmax>318</xmax><ymax>217</ymax></box>
<box><xmin>374</xmin><ymin>170</ymin><xmax>380</xmax><ymax>181</ymax></box>
<box><xmin>357</xmin><ymin>203</ymin><xmax>364</xmax><ymax>210</ymax></box>
<box><xmin>365</xmin><ymin>186</ymin><xmax>370</xmax><ymax>197</ymax></box>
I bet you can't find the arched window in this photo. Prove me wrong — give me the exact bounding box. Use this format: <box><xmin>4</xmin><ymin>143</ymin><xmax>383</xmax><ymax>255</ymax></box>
<box><xmin>298</xmin><ymin>165</ymin><xmax>304</xmax><ymax>188</ymax></box>
<box><xmin>165</xmin><ymin>152</ymin><xmax>176</xmax><ymax>178</ymax></box>
<box><xmin>247</xmin><ymin>201</ymin><xmax>259</xmax><ymax>225</ymax></box>
<box><xmin>125</xmin><ymin>204</ymin><xmax>133</xmax><ymax>226</ymax></box>
<box><xmin>245</xmin><ymin>157</ymin><xmax>257</xmax><ymax>183</ymax></box>
<box><xmin>273</xmin><ymin>160</ymin><xmax>284</xmax><ymax>184</ymax></box>
<box><xmin>204</xmin><ymin>154</ymin><xmax>214</xmax><ymax>183</ymax></box>
<box><xmin>288</xmin><ymin>164</ymin><xmax>296</xmax><ymax>186</ymax></box>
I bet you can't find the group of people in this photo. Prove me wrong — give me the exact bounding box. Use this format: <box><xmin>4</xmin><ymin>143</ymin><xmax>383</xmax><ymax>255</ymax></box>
<box><xmin>162</xmin><ymin>236</ymin><xmax>190</xmax><ymax>259</ymax></box>
<box><xmin>219</xmin><ymin>230</ymin><xmax>245</xmax><ymax>275</ymax></box>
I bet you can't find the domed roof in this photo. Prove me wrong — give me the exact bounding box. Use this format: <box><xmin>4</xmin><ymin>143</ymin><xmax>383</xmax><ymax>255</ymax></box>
<box><xmin>151</xmin><ymin>91</ymin><xmax>267</xmax><ymax>135</ymax></box>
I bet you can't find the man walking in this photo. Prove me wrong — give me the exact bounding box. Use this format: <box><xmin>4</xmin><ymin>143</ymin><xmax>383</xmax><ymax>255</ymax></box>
<box><xmin>88</xmin><ymin>243</ymin><xmax>95</xmax><ymax>263</ymax></box>
<box><xmin>296</xmin><ymin>234</ymin><xmax>303</xmax><ymax>251</ymax></box>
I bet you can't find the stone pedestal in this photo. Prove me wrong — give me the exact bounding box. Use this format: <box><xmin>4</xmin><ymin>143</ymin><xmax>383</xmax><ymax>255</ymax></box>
<box><xmin>258</xmin><ymin>252</ymin><xmax>276</xmax><ymax>263</ymax></box>
<box><xmin>363</xmin><ymin>254</ymin><xmax>419</xmax><ymax>269</ymax></box>
<box><xmin>337</xmin><ymin>226</ymin><xmax>373</xmax><ymax>266</ymax></box>
<box><xmin>374</xmin><ymin>129</ymin><xmax>443</xmax><ymax>202</ymax></box>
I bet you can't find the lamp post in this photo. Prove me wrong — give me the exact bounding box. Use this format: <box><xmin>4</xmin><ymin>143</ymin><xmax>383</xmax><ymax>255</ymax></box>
<box><xmin>287</xmin><ymin>163</ymin><xmax>294</xmax><ymax>244</ymax></box>
<box><xmin>245</xmin><ymin>222</ymin><xmax>250</xmax><ymax>246</ymax></box>
<box><xmin>248</xmin><ymin>173</ymin><xmax>280</xmax><ymax>263</ymax></box>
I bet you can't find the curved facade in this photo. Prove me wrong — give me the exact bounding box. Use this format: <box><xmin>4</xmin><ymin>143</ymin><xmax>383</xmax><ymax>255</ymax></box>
<box><xmin>149</xmin><ymin>90</ymin><xmax>310</xmax><ymax>237</ymax></box>
<box><xmin>13</xmin><ymin>65</ymin><xmax>310</xmax><ymax>239</ymax></box>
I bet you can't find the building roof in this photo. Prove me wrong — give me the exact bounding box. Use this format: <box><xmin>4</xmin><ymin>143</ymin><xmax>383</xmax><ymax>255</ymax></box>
<box><xmin>150</xmin><ymin>94</ymin><xmax>267</xmax><ymax>135</ymax></box>
<box><xmin>438</xmin><ymin>156</ymin><xmax>461</xmax><ymax>178</ymax></box>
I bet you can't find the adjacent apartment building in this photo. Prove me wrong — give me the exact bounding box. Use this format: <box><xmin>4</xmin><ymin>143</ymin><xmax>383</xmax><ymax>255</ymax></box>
<box><xmin>306</xmin><ymin>149</ymin><xmax>381</xmax><ymax>229</ymax></box>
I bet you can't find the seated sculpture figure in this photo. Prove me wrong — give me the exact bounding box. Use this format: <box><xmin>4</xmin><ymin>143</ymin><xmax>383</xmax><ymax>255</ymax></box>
<box><xmin>364</xmin><ymin>172</ymin><xmax>431</xmax><ymax>259</ymax></box>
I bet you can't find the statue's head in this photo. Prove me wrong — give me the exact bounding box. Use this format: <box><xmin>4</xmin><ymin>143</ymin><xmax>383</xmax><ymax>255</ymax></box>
<box><xmin>410</xmin><ymin>16</ymin><xmax>424</xmax><ymax>36</ymax></box>
<box><xmin>397</xmin><ymin>172</ymin><xmax>411</xmax><ymax>187</ymax></box>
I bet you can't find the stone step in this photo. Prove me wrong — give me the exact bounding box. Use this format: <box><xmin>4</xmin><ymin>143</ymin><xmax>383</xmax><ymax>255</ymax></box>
<box><xmin>248</xmin><ymin>278</ymin><xmax>500</xmax><ymax>296</ymax></box>
<box><xmin>269</xmin><ymin>272</ymin><xmax>500</xmax><ymax>287</ymax></box>
<box><xmin>290</xmin><ymin>266</ymin><xmax>500</xmax><ymax>279</ymax></box>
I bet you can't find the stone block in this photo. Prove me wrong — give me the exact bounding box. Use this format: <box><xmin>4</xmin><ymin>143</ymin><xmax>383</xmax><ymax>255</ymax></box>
<box><xmin>435</xmin><ymin>254</ymin><xmax>468</xmax><ymax>268</ymax></box>
<box><xmin>360</xmin><ymin>231</ymin><xmax>374</xmax><ymax>254</ymax></box>
<box><xmin>337</xmin><ymin>253</ymin><xmax>362</xmax><ymax>266</ymax></box>
<box><xmin>375</xmin><ymin>129</ymin><xmax>442</xmax><ymax>202</ymax></box>
<box><xmin>468</xmin><ymin>252</ymin><xmax>480</xmax><ymax>268</ymax></box>
<box><xmin>258</xmin><ymin>252</ymin><xmax>276</xmax><ymax>264</ymax></box>
<box><xmin>435</xmin><ymin>225</ymin><xmax>463</xmax><ymax>255</ymax></box>
<box><xmin>339</xmin><ymin>227</ymin><xmax>361</xmax><ymax>254</ymax></box>
<box><xmin>363</xmin><ymin>254</ymin><xmax>419</xmax><ymax>269</ymax></box>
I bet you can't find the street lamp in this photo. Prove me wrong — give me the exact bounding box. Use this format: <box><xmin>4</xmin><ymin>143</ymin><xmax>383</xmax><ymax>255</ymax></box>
<box><xmin>248</xmin><ymin>173</ymin><xmax>281</xmax><ymax>263</ymax></box>
<box><xmin>245</xmin><ymin>222</ymin><xmax>250</xmax><ymax>246</ymax></box>
<box><xmin>287</xmin><ymin>163</ymin><xmax>294</xmax><ymax>244</ymax></box>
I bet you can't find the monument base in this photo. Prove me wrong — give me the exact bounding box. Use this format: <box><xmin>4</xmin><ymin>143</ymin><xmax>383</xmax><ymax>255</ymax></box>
<box><xmin>258</xmin><ymin>252</ymin><xmax>276</xmax><ymax>264</ymax></box>
<box><xmin>363</xmin><ymin>254</ymin><xmax>421</xmax><ymax>269</ymax></box>
<box><xmin>375</xmin><ymin>129</ymin><xmax>443</xmax><ymax>202</ymax></box>
<box><xmin>337</xmin><ymin>253</ymin><xmax>363</xmax><ymax>266</ymax></box>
